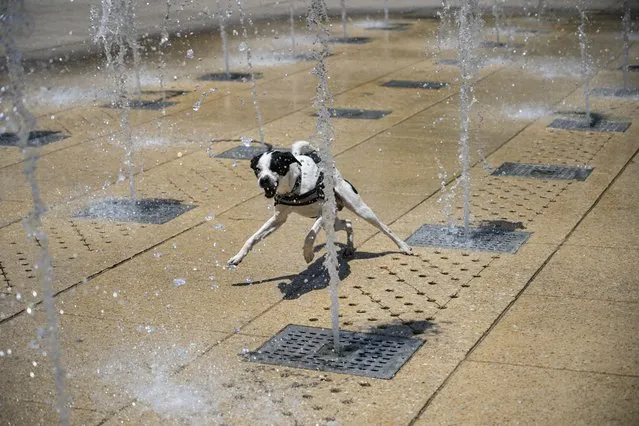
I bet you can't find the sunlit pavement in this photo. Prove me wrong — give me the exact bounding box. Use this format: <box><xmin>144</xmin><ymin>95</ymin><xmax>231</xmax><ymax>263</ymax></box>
<box><xmin>1</xmin><ymin>4</ymin><xmax>638</xmax><ymax>425</ymax></box>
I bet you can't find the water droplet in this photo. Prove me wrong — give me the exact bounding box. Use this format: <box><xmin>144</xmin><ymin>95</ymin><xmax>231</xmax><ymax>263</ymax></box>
<box><xmin>214</xmin><ymin>223</ymin><xmax>225</xmax><ymax>231</ymax></box>
<box><xmin>240</xmin><ymin>135</ymin><xmax>252</xmax><ymax>146</ymax></box>
<box><xmin>192</xmin><ymin>100</ymin><xmax>201</xmax><ymax>111</ymax></box>
<box><xmin>113</xmin><ymin>291</ymin><xmax>118</xmax><ymax>298</ymax></box>
<box><xmin>205</xmin><ymin>213</ymin><xmax>215</xmax><ymax>221</ymax></box>
<box><xmin>245</xmin><ymin>277</ymin><xmax>253</xmax><ymax>284</ymax></box>
<box><xmin>153</xmin><ymin>252</ymin><xmax>162</xmax><ymax>258</ymax></box>
<box><xmin>240</xmin><ymin>347</ymin><xmax>250</xmax><ymax>355</ymax></box>
<box><xmin>173</xmin><ymin>278</ymin><xmax>186</xmax><ymax>287</ymax></box>
<box><xmin>186</xmin><ymin>49</ymin><xmax>194</xmax><ymax>59</ymax></box>
<box><xmin>239</xmin><ymin>41</ymin><xmax>248</xmax><ymax>52</ymax></box>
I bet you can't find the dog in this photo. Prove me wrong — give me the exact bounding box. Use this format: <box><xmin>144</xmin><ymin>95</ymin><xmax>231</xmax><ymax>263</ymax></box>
<box><xmin>227</xmin><ymin>141</ymin><xmax>413</xmax><ymax>266</ymax></box>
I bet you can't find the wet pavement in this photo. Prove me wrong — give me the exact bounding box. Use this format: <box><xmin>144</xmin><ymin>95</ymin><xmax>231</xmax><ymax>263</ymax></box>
<box><xmin>1</xmin><ymin>6</ymin><xmax>638</xmax><ymax>425</ymax></box>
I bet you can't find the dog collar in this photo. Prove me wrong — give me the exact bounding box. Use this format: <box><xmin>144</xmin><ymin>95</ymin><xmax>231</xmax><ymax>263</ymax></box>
<box><xmin>274</xmin><ymin>173</ymin><xmax>325</xmax><ymax>206</ymax></box>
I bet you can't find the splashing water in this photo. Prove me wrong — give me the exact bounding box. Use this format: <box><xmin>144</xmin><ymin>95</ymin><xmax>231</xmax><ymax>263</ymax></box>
<box><xmin>436</xmin><ymin>0</ymin><xmax>456</xmax><ymax>54</ymax></box>
<box><xmin>622</xmin><ymin>0</ymin><xmax>630</xmax><ymax>90</ymax></box>
<box><xmin>308</xmin><ymin>0</ymin><xmax>340</xmax><ymax>351</ymax></box>
<box><xmin>1</xmin><ymin>2</ymin><xmax>69</xmax><ymax>423</ymax></box>
<box><xmin>290</xmin><ymin>0</ymin><xmax>297</xmax><ymax>52</ymax></box>
<box><xmin>577</xmin><ymin>0</ymin><xmax>593</xmax><ymax>126</ymax></box>
<box><xmin>216</xmin><ymin>0</ymin><xmax>231</xmax><ymax>76</ymax></box>
<box><xmin>383</xmin><ymin>0</ymin><xmax>389</xmax><ymax>26</ymax></box>
<box><xmin>92</xmin><ymin>0</ymin><xmax>140</xmax><ymax>199</ymax></box>
<box><xmin>340</xmin><ymin>0</ymin><xmax>348</xmax><ymax>38</ymax></box>
<box><xmin>492</xmin><ymin>0</ymin><xmax>504</xmax><ymax>45</ymax></box>
<box><xmin>457</xmin><ymin>0</ymin><xmax>483</xmax><ymax>238</ymax></box>
<box><xmin>236</xmin><ymin>0</ymin><xmax>265</xmax><ymax>145</ymax></box>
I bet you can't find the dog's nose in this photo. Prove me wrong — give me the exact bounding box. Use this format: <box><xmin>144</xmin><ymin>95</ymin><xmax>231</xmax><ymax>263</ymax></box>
<box><xmin>259</xmin><ymin>177</ymin><xmax>270</xmax><ymax>188</ymax></box>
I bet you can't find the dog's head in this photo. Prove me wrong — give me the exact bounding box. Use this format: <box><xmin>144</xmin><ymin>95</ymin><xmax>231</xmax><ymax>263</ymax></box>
<box><xmin>250</xmin><ymin>150</ymin><xmax>301</xmax><ymax>198</ymax></box>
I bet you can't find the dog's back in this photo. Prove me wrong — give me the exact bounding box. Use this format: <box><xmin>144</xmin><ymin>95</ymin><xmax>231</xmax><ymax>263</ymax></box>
<box><xmin>292</xmin><ymin>141</ymin><xmax>318</xmax><ymax>157</ymax></box>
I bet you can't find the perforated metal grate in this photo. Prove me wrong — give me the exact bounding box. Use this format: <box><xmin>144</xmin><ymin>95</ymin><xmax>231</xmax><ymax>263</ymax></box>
<box><xmin>481</xmin><ymin>41</ymin><xmax>521</xmax><ymax>49</ymax></box>
<box><xmin>382</xmin><ymin>80</ymin><xmax>448</xmax><ymax>90</ymax></box>
<box><xmin>623</xmin><ymin>65</ymin><xmax>639</xmax><ymax>72</ymax></box>
<box><xmin>320</xmin><ymin>108</ymin><xmax>392</xmax><ymax>120</ymax></box>
<box><xmin>406</xmin><ymin>224</ymin><xmax>531</xmax><ymax>254</ymax></box>
<box><xmin>103</xmin><ymin>90</ymin><xmax>187</xmax><ymax>110</ymax></box>
<box><xmin>590</xmin><ymin>88</ymin><xmax>639</xmax><ymax>99</ymax></box>
<box><xmin>492</xmin><ymin>162</ymin><xmax>593</xmax><ymax>181</ymax></box>
<box><xmin>364</xmin><ymin>23</ymin><xmax>411</xmax><ymax>31</ymax></box>
<box><xmin>547</xmin><ymin>116</ymin><xmax>631</xmax><ymax>133</ymax></box>
<box><xmin>0</xmin><ymin>130</ymin><xmax>68</xmax><ymax>147</ymax></box>
<box><xmin>74</xmin><ymin>198</ymin><xmax>195</xmax><ymax>224</ymax></box>
<box><xmin>438</xmin><ymin>58</ymin><xmax>459</xmax><ymax>66</ymax></box>
<box><xmin>248</xmin><ymin>324</ymin><xmax>423</xmax><ymax>379</ymax></box>
<box><xmin>328</xmin><ymin>37</ymin><xmax>372</xmax><ymax>44</ymax></box>
<box><xmin>198</xmin><ymin>72</ymin><xmax>263</xmax><ymax>82</ymax></box>
<box><xmin>214</xmin><ymin>144</ymin><xmax>290</xmax><ymax>160</ymax></box>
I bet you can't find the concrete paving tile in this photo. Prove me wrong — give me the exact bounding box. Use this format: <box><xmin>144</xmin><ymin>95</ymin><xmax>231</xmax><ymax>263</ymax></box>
<box><xmin>101</xmin><ymin>332</ymin><xmax>457</xmax><ymax>425</ymax></box>
<box><xmin>0</xmin><ymin>400</ymin><xmax>106</xmax><ymax>426</ymax></box>
<box><xmin>416</xmin><ymin>361</ymin><xmax>639</xmax><ymax>426</ymax></box>
<box><xmin>566</xmin><ymin>206</ymin><xmax>639</xmax><ymax>249</ymax></box>
<box><xmin>526</xmin><ymin>246</ymin><xmax>639</xmax><ymax>303</ymax></box>
<box><xmin>0</xmin><ymin>312</ymin><xmax>225</xmax><ymax>413</ymax></box>
<box><xmin>470</xmin><ymin>294</ymin><xmax>639</xmax><ymax>376</ymax></box>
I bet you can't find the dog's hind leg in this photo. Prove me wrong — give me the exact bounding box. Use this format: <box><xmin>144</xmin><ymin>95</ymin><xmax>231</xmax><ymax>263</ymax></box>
<box><xmin>336</xmin><ymin>182</ymin><xmax>413</xmax><ymax>255</ymax></box>
<box><xmin>228</xmin><ymin>211</ymin><xmax>288</xmax><ymax>266</ymax></box>
<box><xmin>334</xmin><ymin>218</ymin><xmax>354</xmax><ymax>257</ymax></box>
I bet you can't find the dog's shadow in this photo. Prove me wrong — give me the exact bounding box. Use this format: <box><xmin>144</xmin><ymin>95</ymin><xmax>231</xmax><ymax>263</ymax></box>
<box><xmin>232</xmin><ymin>245</ymin><xmax>398</xmax><ymax>300</ymax></box>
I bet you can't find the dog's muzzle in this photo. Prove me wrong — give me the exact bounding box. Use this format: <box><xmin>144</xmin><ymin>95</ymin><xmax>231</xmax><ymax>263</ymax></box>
<box><xmin>259</xmin><ymin>177</ymin><xmax>277</xmax><ymax>198</ymax></box>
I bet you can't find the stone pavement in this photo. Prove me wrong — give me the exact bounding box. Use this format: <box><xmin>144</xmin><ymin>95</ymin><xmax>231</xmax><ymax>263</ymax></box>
<box><xmin>1</xmin><ymin>5</ymin><xmax>638</xmax><ymax>425</ymax></box>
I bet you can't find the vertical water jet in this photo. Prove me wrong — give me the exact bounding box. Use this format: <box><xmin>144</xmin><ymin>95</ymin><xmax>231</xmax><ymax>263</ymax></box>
<box><xmin>577</xmin><ymin>0</ymin><xmax>593</xmax><ymax>126</ymax></box>
<box><xmin>457</xmin><ymin>0</ymin><xmax>483</xmax><ymax>237</ymax></box>
<box><xmin>1</xmin><ymin>1</ymin><xmax>69</xmax><ymax>423</ymax></box>
<box><xmin>308</xmin><ymin>0</ymin><xmax>341</xmax><ymax>351</ymax></box>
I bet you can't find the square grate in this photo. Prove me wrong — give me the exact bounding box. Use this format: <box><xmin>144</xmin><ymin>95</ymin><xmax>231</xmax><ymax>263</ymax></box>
<box><xmin>547</xmin><ymin>116</ymin><xmax>630</xmax><ymax>133</ymax></box>
<box><xmin>492</xmin><ymin>162</ymin><xmax>593</xmax><ymax>181</ymax></box>
<box><xmin>0</xmin><ymin>130</ymin><xmax>68</xmax><ymax>147</ymax></box>
<box><xmin>364</xmin><ymin>23</ymin><xmax>411</xmax><ymax>31</ymax></box>
<box><xmin>214</xmin><ymin>144</ymin><xmax>289</xmax><ymax>160</ymax></box>
<box><xmin>319</xmin><ymin>108</ymin><xmax>392</xmax><ymax>120</ymax></box>
<box><xmin>590</xmin><ymin>88</ymin><xmax>639</xmax><ymax>99</ymax></box>
<box><xmin>481</xmin><ymin>41</ymin><xmax>522</xmax><ymax>49</ymax></box>
<box><xmin>619</xmin><ymin>65</ymin><xmax>639</xmax><ymax>72</ymax></box>
<box><xmin>382</xmin><ymin>80</ymin><xmax>448</xmax><ymax>90</ymax></box>
<box><xmin>406</xmin><ymin>224</ymin><xmax>531</xmax><ymax>254</ymax></box>
<box><xmin>74</xmin><ymin>198</ymin><xmax>195</xmax><ymax>224</ymax></box>
<box><xmin>438</xmin><ymin>58</ymin><xmax>459</xmax><ymax>66</ymax></box>
<box><xmin>103</xmin><ymin>90</ymin><xmax>187</xmax><ymax>110</ymax></box>
<box><xmin>248</xmin><ymin>324</ymin><xmax>423</xmax><ymax>379</ymax></box>
<box><xmin>198</xmin><ymin>72</ymin><xmax>263</xmax><ymax>82</ymax></box>
<box><xmin>328</xmin><ymin>37</ymin><xmax>372</xmax><ymax>44</ymax></box>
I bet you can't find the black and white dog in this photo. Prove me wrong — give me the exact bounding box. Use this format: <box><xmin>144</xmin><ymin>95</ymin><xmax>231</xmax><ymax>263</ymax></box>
<box><xmin>227</xmin><ymin>141</ymin><xmax>413</xmax><ymax>266</ymax></box>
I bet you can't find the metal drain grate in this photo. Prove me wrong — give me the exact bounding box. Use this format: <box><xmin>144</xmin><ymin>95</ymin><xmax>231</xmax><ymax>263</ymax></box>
<box><xmin>214</xmin><ymin>144</ymin><xmax>289</xmax><ymax>160</ymax></box>
<box><xmin>319</xmin><ymin>108</ymin><xmax>392</xmax><ymax>120</ymax></box>
<box><xmin>74</xmin><ymin>198</ymin><xmax>195</xmax><ymax>224</ymax></box>
<box><xmin>590</xmin><ymin>88</ymin><xmax>639</xmax><ymax>99</ymax></box>
<box><xmin>198</xmin><ymin>72</ymin><xmax>263</xmax><ymax>82</ymax></box>
<box><xmin>0</xmin><ymin>130</ymin><xmax>68</xmax><ymax>147</ymax></box>
<box><xmin>620</xmin><ymin>65</ymin><xmax>639</xmax><ymax>72</ymax></box>
<box><xmin>481</xmin><ymin>41</ymin><xmax>521</xmax><ymax>49</ymax></box>
<box><xmin>364</xmin><ymin>23</ymin><xmax>411</xmax><ymax>31</ymax></box>
<box><xmin>103</xmin><ymin>90</ymin><xmax>187</xmax><ymax>110</ymax></box>
<box><xmin>328</xmin><ymin>37</ymin><xmax>372</xmax><ymax>44</ymax></box>
<box><xmin>547</xmin><ymin>116</ymin><xmax>630</xmax><ymax>133</ymax></box>
<box><xmin>382</xmin><ymin>80</ymin><xmax>448</xmax><ymax>90</ymax></box>
<box><xmin>406</xmin><ymin>224</ymin><xmax>531</xmax><ymax>254</ymax></box>
<box><xmin>248</xmin><ymin>324</ymin><xmax>423</xmax><ymax>379</ymax></box>
<box><xmin>492</xmin><ymin>162</ymin><xmax>593</xmax><ymax>181</ymax></box>
<box><xmin>438</xmin><ymin>58</ymin><xmax>459</xmax><ymax>66</ymax></box>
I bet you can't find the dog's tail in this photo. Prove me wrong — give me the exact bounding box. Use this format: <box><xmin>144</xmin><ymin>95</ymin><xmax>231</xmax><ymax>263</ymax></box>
<box><xmin>292</xmin><ymin>140</ymin><xmax>319</xmax><ymax>156</ymax></box>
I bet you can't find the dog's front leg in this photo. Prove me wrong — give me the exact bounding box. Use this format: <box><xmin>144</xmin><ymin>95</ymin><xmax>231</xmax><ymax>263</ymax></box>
<box><xmin>303</xmin><ymin>217</ymin><xmax>323</xmax><ymax>263</ymax></box>
<box><xmin>228</xmin><ymin>212</ymin><xmax>288</xmax><ymax>266</ymax></box>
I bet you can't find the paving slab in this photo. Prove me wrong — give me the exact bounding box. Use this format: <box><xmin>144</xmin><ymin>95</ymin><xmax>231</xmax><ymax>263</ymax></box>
<box><xmin>415</xmin><ymin>361</ymin><xmax>639</xmax><ymax>425</ymax></box>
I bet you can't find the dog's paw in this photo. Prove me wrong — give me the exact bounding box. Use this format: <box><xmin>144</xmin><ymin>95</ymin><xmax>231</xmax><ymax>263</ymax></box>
<box><xmin>303</xmin><ymin>246</ymin><xmax>315</xmax><ymax>264</ymax></box>
<box><xmin>342</xmin><ymin>247</ymin><xmax>355</xmax><ymax>258</ymax></box>
<box><xmin>400</xmin><ymin>243</ymin><xmax>414</xmax><ymax>256</ymax></box>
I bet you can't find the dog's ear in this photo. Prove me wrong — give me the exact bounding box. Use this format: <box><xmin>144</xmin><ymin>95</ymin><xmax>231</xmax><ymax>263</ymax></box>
<box><xmin>270</xmin><ymin>151</ymin><xmax>301</xmax><ymax>176</ymax></box>
<box><xmin>250</xmin><ymin>153</ymin><xmax>264</xmax><ymax>174</ymax></box>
